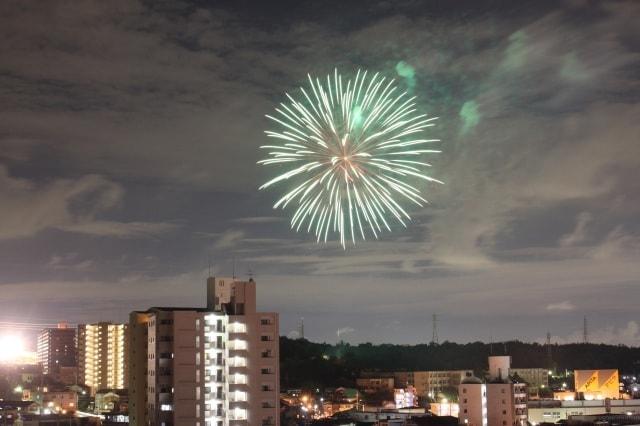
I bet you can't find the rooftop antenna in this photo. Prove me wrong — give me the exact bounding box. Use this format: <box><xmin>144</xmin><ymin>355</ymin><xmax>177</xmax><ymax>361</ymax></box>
<box><xmin>232</xmin><ymin>256</ymin><xmax>236</xmax><ymax>280</ymax></box>
<box><xmin>247</xmin><ymin>266</ymin><xmax>254</xmax><ymax>280</ymax></box>
<box><xmin>490</xmin><ymin>332</ymin><xmax>493</xmax><ymax>354</ymax></box>
<box><xmin>431</xmin><ymin>314</ymin><xmax>439</xmax><ymax>345</ymax></box>
<box><xmin>208</xmin><ymin>252</ymin><xmax>212</xmax><ymax>277</ymax></box>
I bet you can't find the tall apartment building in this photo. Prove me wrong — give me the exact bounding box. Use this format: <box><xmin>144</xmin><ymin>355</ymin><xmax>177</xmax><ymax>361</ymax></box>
<box><xmin>129</xmin><ymin>277</ymin><xmax>279</xmax><ymax>426</ymax></box>
<box><xmin>37</xmin><ymin>323</ymin><xmax>77</xmax><ymax>375</ymax></box>
<box><xmin>77</xmin><ymin>322</ymin><xmax>129</xmax><ymax>394</ymax></box>
<box><xmin>458</xmin><ymin>356</ymin><xmax>528</xmax><ymax>426</ymax></box>
<box><xmin>394</xmin><ymin>370</ymin><xmax>474</xmax><ymax>399</ymax></box>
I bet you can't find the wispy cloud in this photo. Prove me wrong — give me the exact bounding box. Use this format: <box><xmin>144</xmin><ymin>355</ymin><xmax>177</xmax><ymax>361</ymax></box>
<box><xmin>336</xmin><ymin>327</ymin><xmax>355</xmax><ymax>339</ymax></box>
<box><xmin>0</xmin><ymin>165</ymin><xmax>179</xmax><ymax>240</ymax></box>
<box><xmin>550</xmin><ymin>321</ymin><xmax>640</xmax><ymax>346</ymax></box>
<box><xmin>546</xmin><ymin>301</ymin><xmax>575</xmax><ymax>312</ymax></box>
<box><xmin>59</xmin><ymin>220</ymin><xmax>180</xmax><ymax>238</ymax></box>
<box><xmin>233</xmin><ymin>216</ymin><xmax>283</xmax><ymax>225</ymax></box>
<box><xmin>213</xmin><ymin>230</ymin><xmax>245</xmax><ymax>250</ymax></box>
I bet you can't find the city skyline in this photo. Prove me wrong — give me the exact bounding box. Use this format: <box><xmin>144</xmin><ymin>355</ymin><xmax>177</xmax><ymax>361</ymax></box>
<box><xmin>1</xmin><ymin>0</ymin><xmax>639</xmax><ymax>345</ymax></box>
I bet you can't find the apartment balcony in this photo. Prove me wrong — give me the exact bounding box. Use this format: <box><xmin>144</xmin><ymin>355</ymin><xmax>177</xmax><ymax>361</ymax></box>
<box><xmin>204</xmin><ymin>374</ymin><xmax>225</xmax><ymax>384</ymax></box>
<box><xmin>227</xmin><ymin>322</ymin><xmax>247</xmax><ymax>334</ymax></box>
<box><xmin>228</xmin><ymin>373</ymin><xmax>248</xmax><ymax>385</ymax></box>
<box><xmin>227</xmin><ymin>356</ymin><xmax>247</xmax><ymax>368</ymax></box>
<box><xmin>204</xmin><ymin>341</ymin><xmax>225</xmax><ymax>350</ymax></box>
<box><xmin>228</xmin><ymin>408</ymin><xmax>248</xmax><ymax>421</ymax></box>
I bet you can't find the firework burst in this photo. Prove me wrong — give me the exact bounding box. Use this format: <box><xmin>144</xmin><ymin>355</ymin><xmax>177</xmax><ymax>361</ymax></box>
<box><xmin>258</xmin><ymin>69</ymin><xmax>442</xmax><ymax>248</ymax></box>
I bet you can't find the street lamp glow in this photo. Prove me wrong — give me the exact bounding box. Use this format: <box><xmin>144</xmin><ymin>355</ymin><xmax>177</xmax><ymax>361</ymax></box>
<box><xmin>0</xmin><ymin>335</ymin><xmax>25</xmax><ymax>363</ymax></box>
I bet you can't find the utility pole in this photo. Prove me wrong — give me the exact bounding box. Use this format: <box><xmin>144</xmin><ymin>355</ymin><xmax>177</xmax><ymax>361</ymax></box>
<box><xmin>583</xmin><ymin>316</ymin><xmax>588</xmax><ymax>344</ymax></box>
<box><xmin>546</xmin><ymin>331</ymin><xmax>553</xmax><ymax>368</ymax></box>
<box><xmin>431</xmin><ymin>314</ymin><xmax>439</xmax><ymax>345</ymax></box>
<box><xmin>299</xmin><ymin>317</ymin><xmax>305</xmax><ymax>340</ymax></box>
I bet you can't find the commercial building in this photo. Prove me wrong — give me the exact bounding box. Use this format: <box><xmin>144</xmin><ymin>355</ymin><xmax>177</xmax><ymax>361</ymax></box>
<box><xmin>394</xmin><ymin>370</ymin><xmax>474</xmax><ymax>400</ymax></box>
<box><xmin>77</xmin><ymin>322</ymin><xmax>129</xmax><ymax>395</ymax></box>
<box><xmin>528</xmin><ymin>398</ymin><xmax>640</xmax><ymax>424</ymax></box>
<box><xmin>574</xmin><ymin>369</ymin><xmax>620</xmax><ymax>400</ymax></box>
<box><xmin>458</xmin><ymin>356</ymin><xmax>528</xmax><ymax>426</ymax></box>
<box><xmin>128</xmin><ymin>276</ymin><xmax>279</xmax><ymax>426</ymax></box>
<box><xmin>36</xmin><ymin>324</ymin><xmax>77</xmax><ymax>376</ymax></box>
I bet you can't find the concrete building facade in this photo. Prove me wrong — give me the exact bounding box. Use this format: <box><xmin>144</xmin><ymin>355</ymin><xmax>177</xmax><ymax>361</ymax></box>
<box><xmin>528</xmin><ymin>398</ymin><xmax>640</xmax><ymax>424</ymax></box>
<box><xmin>458</xmin><ymin>378</ymin><xmax>487</xmax><ymax>426</ymax></box>
<box><xmin>458</xmin><ymin>356</ymin><xmax>528</xmax><ymax>426</ymax></box>
<box><xmin>77</xmin><ymin>322</ymin><xmax>129</xmax><ymax>395</ymax></box>
<box><xmin>486</xmin><ymin>381</ymin><xmax>528</xmax><ymax>426</ymax></box>
<box><xmin>37</xmin><ymin>324</ymin><xmax>76</xmax><ymax>375</ymax></box>
<box><xmin>128</xmin><ymin>277</ymin><xmax>279</xmax><ymax>426</ymax></box>
<box><xmin>509</xmin><ymin>368</ymin><xmax>549</xmax><ymax>398</ymax></box>
<box><xmin>395</xmin><ymin>370</ymin><xmax>474</xmax><ymax>399</ymax></box>
<box><xmin>356</xmin><ymin>376</ymin><xmax>395</xmax><ymax>394</ymax></box>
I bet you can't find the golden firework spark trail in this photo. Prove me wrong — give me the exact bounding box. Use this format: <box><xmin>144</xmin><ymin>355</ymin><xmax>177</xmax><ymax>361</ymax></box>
<box><xmin>258</xmin><ymin>69</ymin><xmax>443</xmax><ymax>248</ymax></box>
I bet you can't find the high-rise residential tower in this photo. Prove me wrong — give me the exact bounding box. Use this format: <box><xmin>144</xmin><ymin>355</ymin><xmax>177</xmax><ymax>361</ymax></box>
<box><xmin>129</xmin><ymin>277</ymin><xmax>279</xmax><ymax>426</ymax></box>
<box><xmin>37</xmin><ymin>323</ymin><xmax>77</xmax><ymax>375</ymax></box>
<box><xmin>77</xmin><ymin>322</ymin><xmax>129</xmax><ymax>394</ymax></box>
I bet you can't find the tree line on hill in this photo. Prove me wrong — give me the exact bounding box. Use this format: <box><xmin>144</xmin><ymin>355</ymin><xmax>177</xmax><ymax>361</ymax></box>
<box><xmin>279</xmin><ymin>337</ymin><xmax>640</xmax><ymax>390</ymax></box>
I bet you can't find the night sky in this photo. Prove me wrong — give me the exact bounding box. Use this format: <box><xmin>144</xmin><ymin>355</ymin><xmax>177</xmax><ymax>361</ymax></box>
<box><xmin>1</xmin><ymin>0</ymin><xmax>639</xmax><ymax>346</ymax></box>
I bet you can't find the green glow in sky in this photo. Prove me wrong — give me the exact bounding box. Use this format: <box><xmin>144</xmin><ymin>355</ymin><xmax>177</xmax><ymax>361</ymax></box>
<box><xmin>395</xmin><ymin>61</ymin><xmax>416</xmax><ymax>91</ymax></box>
<box><xmin>560</xmin><ymin>52</ymin><xmax>590</xmax><ymax>82</ymax></box>
<box><xmin>503</xmin><ymin>30</ymin><xmax>527</xmax><ymax>70</ymax></box>
<box><xmin>459</xmin><ymin>100</ymin><xmax>480</xmax><ymax>134</ymax></box>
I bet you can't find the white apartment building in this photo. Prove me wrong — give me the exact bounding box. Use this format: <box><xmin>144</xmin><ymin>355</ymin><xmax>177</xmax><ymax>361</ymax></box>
<box><xmin>77</xmin><ymin>322</ymin><xmax>128</xmax><ymax>395</ymax></box>
<box><xmin>129</xmin><ymin>277</ymin><xmax>279</xmax><ymax>426</ymax></box>
<box><xmin>458</xmin><ymin>356</ymin><xmax>528</xmax><ymax>426</ymax></box>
